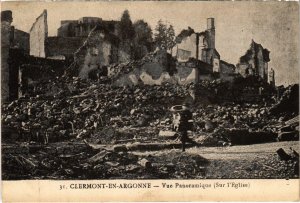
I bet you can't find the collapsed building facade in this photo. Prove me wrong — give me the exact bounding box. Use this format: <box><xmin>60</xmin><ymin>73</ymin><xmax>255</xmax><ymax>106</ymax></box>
<box><xmin>112</xmin><ymin>18</ymin><xmax>236</xmax><ymax>86</ymax></box>
<box><xmin>1</xmin><ymin>10</ymin><xmax>66</xmax><ymax>102</ymax></box>
<box><xmin>236</xmin><ymin>40</ymin><xmax>274</xmax><ymax>86</ymax></box>
<box><xmin>1</xmin><ymin>10</ymin><xmax>277</xmax><ymax>103</ymax></box>
<box><xmin>172</xmin><ymin>18</ymin><xmax>236</xmax><ymax>83</ymax></box>
<box><xmin>1</xmin><ymin>10</ymin><xmax>131</xmax><ymax>102</ymax></box>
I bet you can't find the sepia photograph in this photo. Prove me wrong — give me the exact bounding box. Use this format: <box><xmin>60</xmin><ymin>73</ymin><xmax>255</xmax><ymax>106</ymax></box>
<box><xmin>1</xmin><ymin>0</ymin><xmax>299</xmax><ymax>201</ymax></box>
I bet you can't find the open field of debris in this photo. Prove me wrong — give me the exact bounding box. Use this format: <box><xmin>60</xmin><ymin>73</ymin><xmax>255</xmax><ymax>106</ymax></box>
<box><xmin>2</xmin><ymin>140</ymin><xmax>299</xmax><ymax>180</ymax></box>
<box><xmin>2</xmin><ymin>74</ymin><xmax>299</xmax><ymax>180</ymax></box>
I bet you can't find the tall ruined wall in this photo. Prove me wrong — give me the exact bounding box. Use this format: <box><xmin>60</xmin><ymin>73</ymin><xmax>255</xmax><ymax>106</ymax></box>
<box><xmin>175</xmin><ymin>33</ymin><xmax>198</xmax><ymax>61</ymax></box>
<box><xmin>201</xmin><ymin>48</ymin><xmax>220</xmax><ymax>72</ymax></box>
<box><xmin>30</xmin><ymin>10</ymin><xmax>47</xmax><ymax>57</ymax></box>
<box><xmin>237</xmin><ymin>40</ymin><xmax>270</xmax><ymax>81</ymax></box>
<box><xmin>1</xmin><ymin>11</ymin><xmax>13</xmax><ymax>102</ymax></box>
<box><xmin>256</xmin><ymin>46</ymin><xmax>266</xmax><ymax>79</ymax></box>
<box><xmin>268</xmin><ymin>68</ymin><xmax>275</xmax><ymax>87</ymax></box>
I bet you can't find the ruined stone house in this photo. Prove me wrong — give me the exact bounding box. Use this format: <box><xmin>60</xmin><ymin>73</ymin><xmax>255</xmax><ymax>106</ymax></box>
<box><xmin>1</xmin><ymin>9</ymin><xmax>134</xmax><ymax>101</ymax></box>
<box><xmin>1</xmin><ymin>10</ymin><xmax>67</xmax><ymax>101</ymax></box>
<box><xmin>173</xmin><ymin>18</ymin><xmax>236</xmax><ymax>82</ymax></box>
<box><xmin>236</xmin><ymin>40</ymin><xmax>273</xmax><ymax>84</ymax></box>
<box><xmin>29</xmin><ymin>10</ymin><xmax>132</xmax><ymax>79</ymax></box>
<box><xmin>174</xmin><ymin>18</ymin><xmax>220</xmax><ymax>71</ymax></box>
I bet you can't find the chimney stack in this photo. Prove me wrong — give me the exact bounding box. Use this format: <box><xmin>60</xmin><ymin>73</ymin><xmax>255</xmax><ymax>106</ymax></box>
<box><xmin>207</xmin><ymin>18</ymin><xmax>215</xmax><ymax>30</ymax></box>
<box><xmin>206</xmin><ymin>18</ymin><xmax>215</xmax><ymax>49</ymax></box>
<box><xmin>1</xmin><ymin>10</ymin><xmax>13</xmax><ymax>23</ymax></box>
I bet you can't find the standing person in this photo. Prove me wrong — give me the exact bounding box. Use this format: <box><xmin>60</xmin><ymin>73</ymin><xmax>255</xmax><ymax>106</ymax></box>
<box><xmin>172</xmin><ymin>103</ymin><xmax>196</xmax><ymax>152</ymax></box>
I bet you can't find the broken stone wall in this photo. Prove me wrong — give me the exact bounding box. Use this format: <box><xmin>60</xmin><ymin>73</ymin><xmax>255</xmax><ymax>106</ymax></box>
<box><xmin>9</xmin><ymin>48</ymin><xmax>26</xmax><ymax>101</ymax></box>
<box><xmin>1</xmin><ymin>10</ymin><xmax>13</xmax><ymax>102</ymax></box>
<box><xmin>114</xmin><ymin>64</ymin><xmax>197</xmax><ymax>86</ymax></box>
<box><xmin>19</xmin><ymin>57</ymin><xmax>66</xmax><ymax>97</ymax></box>
<box><xmin>201</xmin><ymin>49</ymin><xmax>220</xmax><ymax>73</ymax></box>
<box><xmin>57</xmin><ymin>21</ymin><xmax>78</xmax><ymax>37</ymax></box>
<box><xmin>236</xmin><ymin>63</ymin><xmax>251</xmax><ymax>77</ymax></box>
<box><xmin>79</xmin><ymin>40</ymin><xmax>112</xmax><ymax>79</ymax></box>
<box><xmin>256</xmin><ymin>46</ymin><xmax>266</xmax><ymax>79</ymax></box>
<box><xmin>47</xmin><ymin>36</ymin><xmax>86</xmax><ymax>59</ymax></box>
<box><xmin>220</xmin><ymin>60</ymin><xmax>236</xmax><ymax>82</ymax></box>
<box><xmin>268</xmin><ymin>68</ymin><xmax>275</xmax><ymax>87</ymax></box>
<box><xmin>12</xmin><ymin>28</ymin><xmax>29</xmax><ymax>53</ymax></box>
<box><xmin>29</xmin><ymin>10</ymin><xmax>48</xmax><ymax>57</ymax></box>
<box><xmin>237</xmin><ymin>40</ymin><xmax>270</xmax><ymax>82</ymax></box>
<box><xmin>175</xmin><ymin>33</ymin><xmax>198</xmax><ymax>61</ymax></box>
<box><xmin>112</xmin><ymin>53</ymin><xmax>203</xmax><ymax>86</ymax></box>
<box><xmin>70</xmin><ymin>29</ymin><xmax>119</xmax><ymax>79</ymax></box>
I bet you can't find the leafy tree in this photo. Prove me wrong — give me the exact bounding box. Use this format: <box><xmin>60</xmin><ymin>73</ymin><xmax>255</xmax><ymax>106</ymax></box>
<box><xmin>133</xmin><ymin>20</ymin><xmax>153</xmax><ymax>46</ymax></box>
<box><xmin>166</xmin><ymin>24</ymin><xmax>176</xmax><ymax>53</ymax></box>
<box><xmin>119</xmin><ymin>10</ymin><xmax>135</xmax><ymax>41</ymax></box>
<box><xmin>154</xmin><ymin>20</ymin><xmax>176</xmax><ymax>51</ymax></box>
<box><xmin>154</xmin><ymin>20</ymin><xmax>167</xmax><ymax>50</ymax></box>
<box><xmin>132</xmin><ymin>20</ymin><xmax>153</xmax><ymax>59</ymax></box>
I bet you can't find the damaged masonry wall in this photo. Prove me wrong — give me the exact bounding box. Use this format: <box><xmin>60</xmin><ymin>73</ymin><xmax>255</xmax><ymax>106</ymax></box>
<box><xmin>236</xmin><ymin>40</ymin><xmax>271</xmax><ymax>84</ymax></box>
<box><xmin>68</xmin><ymin>25</ymin><xmax>132</xmax><ymax>79</ymax></box>
<box><xmin>30</xmin><ymin>10</ymin><xmax>48</xmax><ymax>57</ymax></box>
<box><xmin>174</xmin><ymin>18</ymin><xmax>221</xmax><ymax>74</ymax></box>
<box><xmin>111</xmin><ymin>51</ymin><xmax>213</xmax><ymax>86</ymax></box>
<box><xmin>69</xmin><ymin>28</ymin><xmax>119</xmax><ymax>79</ymax></box>
<box><xmin>114</xmin><ymin>65</ymin><xmax>197</xmax><ymax>86</ymax></box>
<box><xmin>1</xmin><ymin>10</ymin><xmax>13</xmax><ymax>102</ymax></box>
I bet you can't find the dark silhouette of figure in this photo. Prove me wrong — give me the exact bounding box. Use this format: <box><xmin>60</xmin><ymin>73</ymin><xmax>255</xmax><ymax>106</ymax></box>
<box><xmin>177</xmin><ymin>106</ymin><xmax>196</xmax><ymax>152</ymax></box>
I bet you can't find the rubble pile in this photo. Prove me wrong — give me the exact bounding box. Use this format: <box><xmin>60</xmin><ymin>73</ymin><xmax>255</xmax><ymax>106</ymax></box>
<box><xmin>2</xmin><ymin>71</ymin><xmax>299</xmax><ymax>146</ymax></box>
<box><xmin>143</xmin><ymin>150</ymin><xmax>209</xmax><ymax>179</ymax></box>
<box><xmin>2</xmin><ymin>143</ymin><xmax>208</xmax><ymax>179</ymax></box>
<box><xmin>2</xmin><ymin>76</ymin><xmax>191</xmax><ymax>144</ymax></box>
<box><xmin>192</xmin><ymin>101</ymin><xmax>296</xmax><ymax>146</ymax></box>
<box><xmin>270</xmin><ymin>84</ymin><xmax>299</xmax><ymax>117</ymax></box>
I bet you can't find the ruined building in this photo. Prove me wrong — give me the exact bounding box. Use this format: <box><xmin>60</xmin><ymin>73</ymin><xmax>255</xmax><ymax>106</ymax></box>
<box><xmin>57</xmin><ymin>17</ymin><xmax>119</xmax><ymax>37</ymax></box>
<box><xmin>29</xmin><ymin>10</ymin><xmax>131</xmax><ymax>79</ymax></box>
<box><xmin>174</xmin><ymin>18</ymin><xmax>220</xmax><ymax>71</ymax></box>
<box><xmin>1</xmin><ymin>10</ymin><xmax>30</xmax><ymax>102</ymax></box>
<box><xmin>236</xmin><ymin>40</ymin><xmax>272</xmax><ymax>84</ymax></box>
<box><xmin>173</xmin><ymin>18</ymin><xmax>236</xmax><ymax>82</ymax></box>
<box><xmin>1</xmin><ymin>10</ymin><xmax>66</xmax><ymax>102</ymax></box>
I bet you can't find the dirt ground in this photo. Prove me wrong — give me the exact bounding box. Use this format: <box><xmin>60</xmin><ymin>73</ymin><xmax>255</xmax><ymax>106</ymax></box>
<box><xmin>132</xmin><ymin>141</ymin><xmax>300</xmax><ymax>179</ymax></box>
<box><xmin>2</xmin><ymin>140</ymin><xmax>299</xmax><ymax>180</ymax></box>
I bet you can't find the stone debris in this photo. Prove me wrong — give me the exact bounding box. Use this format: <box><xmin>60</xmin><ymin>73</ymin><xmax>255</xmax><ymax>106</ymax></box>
<box><xmin>1</xmin><ymin>56</ymin><xmax>299</xmax><ymax>180</ymax></box>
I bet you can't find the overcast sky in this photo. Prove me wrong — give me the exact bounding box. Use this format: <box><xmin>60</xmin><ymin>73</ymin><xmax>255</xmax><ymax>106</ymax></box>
<box><xmin>2</xmin><ymin>1</ymin><xmax>299</xmax><ymax>86</ymax></box>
